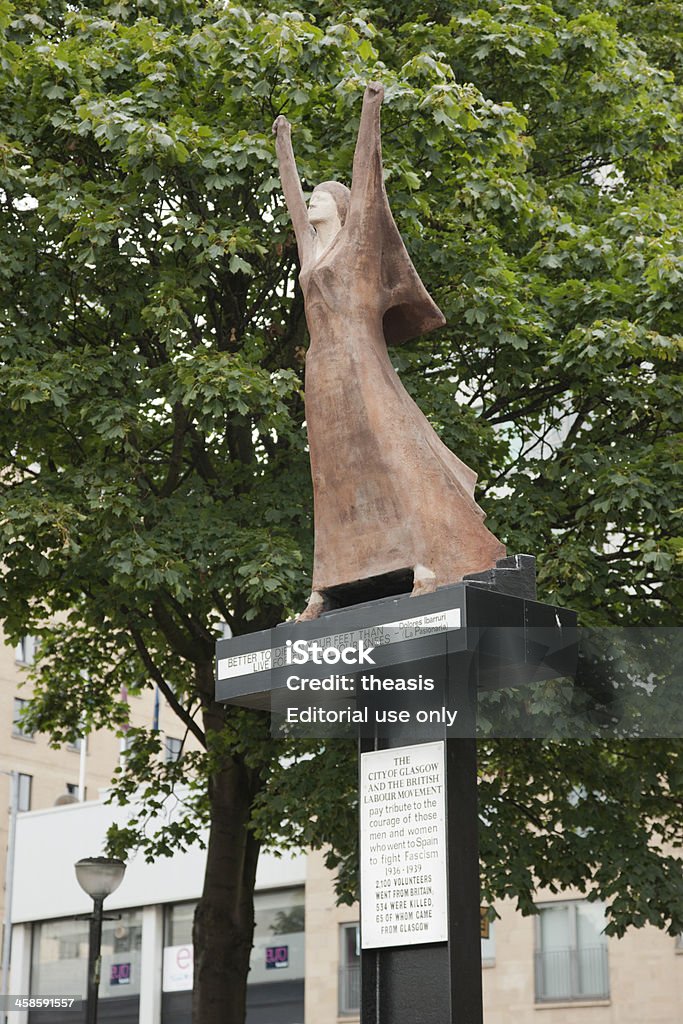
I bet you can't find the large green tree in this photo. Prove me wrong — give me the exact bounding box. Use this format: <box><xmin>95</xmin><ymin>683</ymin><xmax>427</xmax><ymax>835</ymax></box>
<box><xmin>1</xmin><ymin>1</ymin><xmax>681</xmax><ymax>1021</ymax></box>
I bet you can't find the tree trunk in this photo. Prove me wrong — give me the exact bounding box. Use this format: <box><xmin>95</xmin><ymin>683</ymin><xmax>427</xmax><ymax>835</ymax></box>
<box><xmin>192</xmin><ymin>666</ymin><xmax>265</xmax><ymax>1024</ymax></box>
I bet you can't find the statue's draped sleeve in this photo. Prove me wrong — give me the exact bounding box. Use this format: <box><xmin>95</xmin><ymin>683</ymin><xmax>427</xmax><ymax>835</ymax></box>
<box><xmin>349</xmin><ymin>85</ymin><xmax>446</xmax><ymax>347</ymax></box>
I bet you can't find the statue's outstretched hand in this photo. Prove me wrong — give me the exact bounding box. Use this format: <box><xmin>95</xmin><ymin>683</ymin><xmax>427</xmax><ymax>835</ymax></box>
<box><xmin>366</xmin><ymin>81</ymin><xmax>384</xmax><ymax>101</ymax></box>
<box><xmin>272</xmin><ymin>114</ymin><xmax>290</xmax><ymax>136</ymax></box>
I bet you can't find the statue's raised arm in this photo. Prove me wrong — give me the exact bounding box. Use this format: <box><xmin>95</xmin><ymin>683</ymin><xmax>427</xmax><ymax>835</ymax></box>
<box><xmin>347</xmin><ymin>82</ymin><xmax>385</xmax><ymax>234</ymax></box>
<box><xmin>272</xmin><ymin>114</ymin><xmax>315</xmax><ymax>267</ymax></box>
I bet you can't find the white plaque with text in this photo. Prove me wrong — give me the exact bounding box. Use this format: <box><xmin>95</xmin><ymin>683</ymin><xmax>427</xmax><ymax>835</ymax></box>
<box><xmin>360</xmin><ymin>741</ymin><xmax>448</xmax><ymax>948</ymax></box>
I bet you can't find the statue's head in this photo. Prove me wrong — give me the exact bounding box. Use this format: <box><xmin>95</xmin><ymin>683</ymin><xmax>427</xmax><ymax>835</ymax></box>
<box><xmin>309</xmin><ymin>181</ymin><xmax>351</xmax><ymax>231</ymax></box>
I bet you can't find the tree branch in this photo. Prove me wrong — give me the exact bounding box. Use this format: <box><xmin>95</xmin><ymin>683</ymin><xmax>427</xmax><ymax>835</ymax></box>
<box><xmin>159</xmin><ymin>402</ymin><xmax>190</xmax><ymax>498</ymax></box>
<box><xmin>151</xmin><ymin>598</ymin><xmax>206</xmax><ymax>662</ymax></box>
<box><xmin>211</xmin><ymin>591</ymin><xmax>236</xmax><ymax>633</ymax></box>
<box><xmin>129</xmin><ymin>626</ymin><xmax>207</xmax><ymax>749</ymax></box>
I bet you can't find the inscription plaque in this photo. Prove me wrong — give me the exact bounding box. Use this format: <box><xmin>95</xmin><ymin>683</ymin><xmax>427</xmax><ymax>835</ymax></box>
<box><xmin>360</xmin><ymin>741</ymin><xmax>448</xmax><ymax>948</ymax></box>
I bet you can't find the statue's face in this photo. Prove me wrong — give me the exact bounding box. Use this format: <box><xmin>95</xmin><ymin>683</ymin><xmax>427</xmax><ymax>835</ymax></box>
<box><xmin>308</xmin><ymin>189</ymin><xmax>339</xmax><ymax>228</ymax></box>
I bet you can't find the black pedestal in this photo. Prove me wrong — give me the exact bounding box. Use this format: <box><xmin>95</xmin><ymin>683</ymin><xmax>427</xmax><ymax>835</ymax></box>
<box><xmin>215</xmin><ymin>581</ymin><xmax>577</xmax><ymax>1024</ymax></box>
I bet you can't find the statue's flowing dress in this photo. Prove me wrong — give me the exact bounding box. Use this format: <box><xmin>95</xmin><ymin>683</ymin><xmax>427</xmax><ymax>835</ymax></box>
<box><xmin>282</xmin><ymin>87</ymin><xmax>505</xmax><ymax>596</ymax></box>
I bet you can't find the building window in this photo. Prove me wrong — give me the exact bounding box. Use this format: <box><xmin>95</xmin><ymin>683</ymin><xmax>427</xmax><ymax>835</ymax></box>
<box><xmin>165</xmin><ymin>736</ymin><xmax>182</xmax><ymax>763</ymax></box>
<box><xmin>163</xmin><ymin>902</ymin><xmax>196</xmax><ymax>993</ymax></box>
<box><xmin>252</xmin><ymin>887</ymin><xmax>305</xmax><ymax>984</ymax></box>
<box><xmin>165</xmin><ymin>901</ymin><xmax>196</xmax><ymax>950</ymax></box>
<box><xmin>15</xmin><ymin>635</ymin><xmax>36</xmax><ymax>665</ymax></box>
<box><xmin>162</xmin><ymin>889</ymin><xmax>305</xmax><ymax>995</ymax></box>
<box><xmin>480</xmin><ymin>909</ymin><xmax>496</xmax><ymax>967</ymax></box>
<box><xmin>67</xmin><ymin>736</ymin><xmax>86</xmax><ymax>754</ymax></box>
<box><xmin>17</xmin><ymin>773</ymin><xmax>32</xmax><ymax>812</ymax></box>
<box><xmin>31</xmin><ymin>910</ymin><xmax>142</xmax><ymax>1000</ymax></box>
<box><xmin>535</xmin><ymin>900</ymin><xmax>609</xmax><ymax>1002</ymax></box>
<box><xmin>339</xmin><ymin>923</ymin><xmax>360</xmax><ymax>1015</ymax></box>
<box><xmin>12</xmin><ymin>698</ymin><xmax>34</xmax><ymax>739</ymax></box>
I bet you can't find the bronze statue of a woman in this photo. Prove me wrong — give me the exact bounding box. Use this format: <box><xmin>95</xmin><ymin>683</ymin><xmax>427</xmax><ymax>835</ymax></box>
<box><xmin>273</xmin><ymin>83</ymin><xmax>505</xmax><ymax>619</ymax></box>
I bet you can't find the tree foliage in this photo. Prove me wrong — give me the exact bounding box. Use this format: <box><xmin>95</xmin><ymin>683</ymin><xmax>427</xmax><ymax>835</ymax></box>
<box><xmin>0</xmin><ymin>6</ymin><xmax>681</xmax><ymax>1009</ymax></box>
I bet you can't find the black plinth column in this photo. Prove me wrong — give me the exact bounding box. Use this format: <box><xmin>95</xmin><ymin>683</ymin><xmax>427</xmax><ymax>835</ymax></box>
<box><xmin>360</xmin><ymin>652</ymin><xmax>483</xmax><ymax>1024</ymax></box>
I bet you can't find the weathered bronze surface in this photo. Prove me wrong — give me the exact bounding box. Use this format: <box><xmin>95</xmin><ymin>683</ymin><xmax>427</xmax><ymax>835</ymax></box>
<box><xmin>274</xmin><ymin>84</ymin><xmax>505</xmax><ymax>617</ymax></box>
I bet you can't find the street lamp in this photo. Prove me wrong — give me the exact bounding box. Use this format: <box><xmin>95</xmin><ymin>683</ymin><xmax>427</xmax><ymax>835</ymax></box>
<box><xmin>74</xmin><ymin>857</ymin><xmax>126</xmax><ymax>1024</ymax></box>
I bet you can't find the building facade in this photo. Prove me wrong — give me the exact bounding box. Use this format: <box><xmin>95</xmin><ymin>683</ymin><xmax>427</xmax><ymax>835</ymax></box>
<box><xmin>8</xmin><ymin>797</ymin><xmax>306</xmax><ymax>1024</ymax></box>
<box><xmin>306</xmin><ymin>851</ymin><xmax>683</xmax><ymax>1024</ymax></box>
<box><xmin>7</xmin><ymin>795</ymin><xmax>682</xmax><ymax>1024</ymax></box>
<box><xmin>0</xmin><ymin>629</ymin><xmax>190</xmax><ymax>940</ymax></box>
<box><xmin>3</xmin><ymin>633</ymin><xmax>682</xmax><ymax>1023</ymax></box>
<box><xmin>1</xmin><ymin>632</ymin><xmax>122</xmax><ymax>960</ymax></box>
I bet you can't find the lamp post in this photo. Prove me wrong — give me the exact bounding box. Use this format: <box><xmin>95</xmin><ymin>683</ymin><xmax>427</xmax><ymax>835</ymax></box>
<box><xmin>74</xmin><ymin>857</ymin><xmax>126</xmax><ymax>1024</ymax></box>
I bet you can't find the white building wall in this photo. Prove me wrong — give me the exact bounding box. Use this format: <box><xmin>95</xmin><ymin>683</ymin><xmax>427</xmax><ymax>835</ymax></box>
<box><xmin>8</xmin><ymin>797</ymin><xmax>306</xmax><ymax>1024</ymax></box>
<box><xmin>11</xmin><ymin>797</ymin><xmax>305</xmax><ymax>923</ymax></box>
